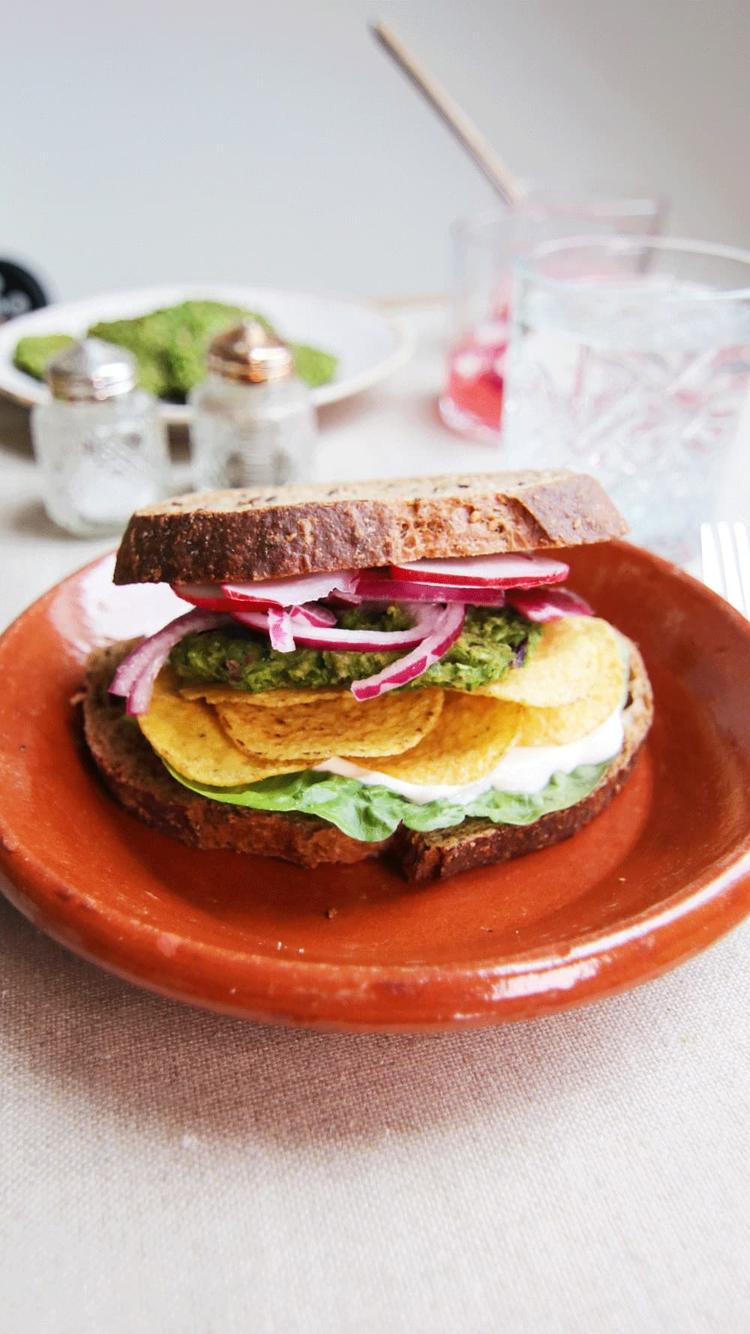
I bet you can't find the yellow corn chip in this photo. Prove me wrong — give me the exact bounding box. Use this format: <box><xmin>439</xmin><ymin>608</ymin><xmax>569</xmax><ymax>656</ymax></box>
<box><xmin>139</xmin><ymin>669</ymin><xmax>306</xmax><ymax>785</ymax></box>
<box><xmin>475</xmin><ymin>617</ymin><xmax>622</xmax><ymax>707</ymax></box>
<box><xmin>215</xmin><ymin>688</ymin><xmax>444</xmax><ymax>761</ymax></box>
<box><xmin>364</xmin><ymin>693</ymin><xmax>520</xmax><ymax>785</ymax></box>
<box><xmin>517</xmin><ymin>662</ymin><xmax>626</xmax><ymax>745</ymax></box>
<box><xmin>179</xmin><ymin>684</ymin><xmax>346</xmax><ymax>707</ymax></box>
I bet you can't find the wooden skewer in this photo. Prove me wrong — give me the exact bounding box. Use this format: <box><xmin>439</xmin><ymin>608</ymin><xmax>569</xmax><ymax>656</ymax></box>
<box><xmin>370</xmin><ymin>20</ymin><xmax>523</xmax><ymax>208</ymax></box>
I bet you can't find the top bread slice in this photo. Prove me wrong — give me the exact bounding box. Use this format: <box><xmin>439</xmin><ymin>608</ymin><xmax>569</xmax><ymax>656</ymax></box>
<box><xmin>113</xmin><ymin>470</ymin><xmax>627</xmax><ymax>584</ymax></box>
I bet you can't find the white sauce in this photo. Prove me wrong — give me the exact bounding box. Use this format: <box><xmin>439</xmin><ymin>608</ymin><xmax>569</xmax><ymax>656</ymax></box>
<box><xmin>313</xmin><ymin>705</ymin><xmax>625</xmax><ymax>806</ymax></box>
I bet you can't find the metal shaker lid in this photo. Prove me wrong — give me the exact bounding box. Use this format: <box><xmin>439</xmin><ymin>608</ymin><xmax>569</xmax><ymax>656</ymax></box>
<box><xmin>45</xmin><ymin>338</ymin><xmax>137</xmax><ymax>401</ymax></box>
<box><xmin>207</xmin><ymin>319</ymin><xmax>293</xmax><ymax>383</ymax></box>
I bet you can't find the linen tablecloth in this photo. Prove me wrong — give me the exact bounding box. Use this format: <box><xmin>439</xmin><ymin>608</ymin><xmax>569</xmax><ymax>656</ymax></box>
<box><xmin>1</xmin><ymin>307</ymin><xmax>748</xmax><ymax>1334</ymax></box>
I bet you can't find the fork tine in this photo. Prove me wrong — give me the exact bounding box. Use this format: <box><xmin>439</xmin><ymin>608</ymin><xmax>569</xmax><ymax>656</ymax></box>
<box><xmin>700</xmin><ymin>522</ymin><xmax>724</xmax><ymax>598</ymax></box>
<box><xmin>716</xmin><ymin>521</ymin><xmax>745</xmax><ymax>614</ymax></box>
<box><xmin>732</xmin><ymin>522</ymin><xmax>750</xmax><ymax>617</ymax></box>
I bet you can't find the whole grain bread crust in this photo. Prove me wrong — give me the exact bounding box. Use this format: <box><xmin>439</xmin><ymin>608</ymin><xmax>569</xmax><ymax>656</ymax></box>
<box><xmin>81</xmin><ymin>637</ymin><xmax>652</xmax><ymax>881</ymax></box>
<box><xmin>113</xmin><ymin>470</ymin><xmax>627</xmax><ymax>584</ymax></box>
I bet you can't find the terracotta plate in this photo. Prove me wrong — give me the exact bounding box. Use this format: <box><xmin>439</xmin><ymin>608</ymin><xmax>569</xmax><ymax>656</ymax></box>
<box><xmin>1</xmin><ymin>543</ymin><xmax>749</xmax><ymax>1031</ymax></box>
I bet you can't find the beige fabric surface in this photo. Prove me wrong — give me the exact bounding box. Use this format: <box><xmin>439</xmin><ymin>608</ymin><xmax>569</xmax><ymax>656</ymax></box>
<box><xmin>1</xmin><ymin>311</ymin><xmax>749</xmax><ymax>1333</ymax></box>
<box><xmin>1</xmin><ymin>892</ymin><xmax>749</xmax><ymax>1334</ymax></box>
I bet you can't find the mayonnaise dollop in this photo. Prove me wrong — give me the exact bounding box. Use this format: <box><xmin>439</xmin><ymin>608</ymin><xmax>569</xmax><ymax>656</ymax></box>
<box><xmin>312</xmin><ymin>706</ymin><xmax>624</xmax><ymax>806</ymax></box>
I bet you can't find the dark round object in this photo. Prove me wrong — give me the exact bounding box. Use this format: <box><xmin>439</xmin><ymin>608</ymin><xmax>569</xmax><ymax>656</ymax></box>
<box><xmin>0</xmin><ymin>260</ymin><xmax>49</xmax><ymax>321</ymax></box>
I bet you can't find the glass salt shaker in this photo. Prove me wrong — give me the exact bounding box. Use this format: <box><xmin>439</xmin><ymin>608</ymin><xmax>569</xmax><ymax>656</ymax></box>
<box><xmin>188</xmin><ymin>320</ymin><xmax>318</xmax><ymax>488</ymax></box>
<box><xmin>31</xmin><ymin>339</ymin><xmax>169</xmax><ymax>537</ymax></box>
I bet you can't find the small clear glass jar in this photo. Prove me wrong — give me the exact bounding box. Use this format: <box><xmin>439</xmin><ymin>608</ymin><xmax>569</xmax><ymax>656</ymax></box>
<box><xmin>31</xmin><ymin>339</ymin><xmax>169</xmax><ymax>537</ymax></box>
<box><xmin>189</xmin><ymin>320</ymin><xmax>318</xmax><ymax>489</ymax></box>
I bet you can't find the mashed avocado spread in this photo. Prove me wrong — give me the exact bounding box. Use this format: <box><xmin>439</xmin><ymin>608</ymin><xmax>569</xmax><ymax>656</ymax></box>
<box><xmin>170</xmin><ymin>605</ymin><xmax>540</xmax><ymax>694</ymax></box>
<box><xmin>14</xmin><ymin>300</ymin><xmax>337</xmax><ymax>401</ymax></box>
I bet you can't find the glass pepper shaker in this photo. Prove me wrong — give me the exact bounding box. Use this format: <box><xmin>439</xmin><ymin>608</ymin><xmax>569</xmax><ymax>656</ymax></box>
<box><xmin>188</xmin><ymin>320</ymin><xmax>318</xmax><ymax>489</ymax></box>
<box><xmin>31</xmin><ymin>338</ymin><xmax>169</xmax><ymax>537</ymax></box>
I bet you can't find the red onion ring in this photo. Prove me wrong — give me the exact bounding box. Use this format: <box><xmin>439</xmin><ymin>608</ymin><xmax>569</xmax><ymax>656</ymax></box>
<box><xmin>506</xmin><ymin>586</ymin><xmax>594</xmax><ymax>622</ymax></box>
<box><xmin>268</xmin><ymin>608</ymin><xmax>296</xmax><ymax>652</ymax></box>
<box><xmin>281</xmin><ymin>604</ymin><xmax>443</xmax><ymax>652</ymax></box>
<box><xmin>351</xmin><ymin>602</ymin><xmax>465</xmax><ymax>700</ymax></box>
<box><xmin>290</xmin><ymin>602</ymin><xmax>337</xmax><ymax>627</ymax></box>
<box><xmin>231</xmin><ymin>602</ymin><xmax>443</xmax><ymax>652</ymax></box>
<box><xmin>109</xmin><ymin>609</ymin><xmax>228</xmax><ymax>715</ymax></box>
<box><xmin>264</xmin><ymin>602</ymin><xmax>339</xmax><ymax>648</ymax></box>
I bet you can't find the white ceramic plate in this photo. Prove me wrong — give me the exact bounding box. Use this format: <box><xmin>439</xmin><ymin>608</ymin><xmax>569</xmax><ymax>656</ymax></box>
<box><xmin>0</xmin><ymin>283</ymin><xmax>412</xmax><ymax>422</ymax></box>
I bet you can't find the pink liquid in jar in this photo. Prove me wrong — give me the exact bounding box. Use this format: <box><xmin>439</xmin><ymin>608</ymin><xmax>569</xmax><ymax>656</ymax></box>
<box><xmin>439</xmin><ymin>316</ymin><xmax>509</xmax><ymax>439</ymax></box>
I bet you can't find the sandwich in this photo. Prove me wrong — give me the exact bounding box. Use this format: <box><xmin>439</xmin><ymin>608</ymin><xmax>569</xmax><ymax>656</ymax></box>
<box><xmin>82</xmin><ymin>471</ymin><xmax>653</xmax><ymax>881</ymax></box>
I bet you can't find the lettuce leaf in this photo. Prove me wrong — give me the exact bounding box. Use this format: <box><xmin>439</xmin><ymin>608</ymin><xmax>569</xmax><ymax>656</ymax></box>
<box><xmin>164</xmin><ymin>761</ymin><xmax>609</xmax><ymax>843</ymax></box>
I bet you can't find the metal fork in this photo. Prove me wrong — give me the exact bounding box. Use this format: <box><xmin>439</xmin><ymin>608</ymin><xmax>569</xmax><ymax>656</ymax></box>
<box><xmin>700</xmin><ymin>521</ymin><xmax>750</xmax><ymax>616</ymax></box>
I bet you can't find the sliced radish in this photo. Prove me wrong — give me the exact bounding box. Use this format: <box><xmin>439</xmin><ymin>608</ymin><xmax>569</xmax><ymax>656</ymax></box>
<box><xmin>506</xmin><ymin>586</ymin><xmax>593</xmax><ymax>622</ymax></box>
<box><xmin>355</xmin><ymin>573</ymin><xmax>506</xmax><ymax>606</ymax></box>
<box><xmin>109</xmin><ymin>609</ymin><xmax>228</xmax><ymax>715</ymax></box>
<box><xmin>390</xmin><ymin>552</ymin><xmax>569</xmax><ymax>588</ymax></box>
<box><xmin>221</xmin><ymin>570</ymin><xmax>358</xmax><ymax>606</ymax></box>
<box><xmin>172</xmin><ymin>582</ymin><xmax>238</xmax><ymax>611</ymax></box>
<box><xmin>173</xmin><ymin>584</ymin><xmax>341</xmax><ymax>625</ymax></box>
<box><xmin>352</xmin><ymin>604</ymin><xmax>465</xmax><ymax>701</ymax></box>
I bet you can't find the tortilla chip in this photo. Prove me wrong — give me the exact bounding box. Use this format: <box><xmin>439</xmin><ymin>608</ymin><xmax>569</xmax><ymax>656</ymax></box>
<box><xmin>364</xmin><ymin>693</ymin><xmax>520</xmax><ymax>785</ymax></box>
<box><xmin>139</xmin><ymin>669</ymin><xmax>306</xmax><ymax>785</ymax></box>
<box><xmin>215</xmin><ymin>688</ymin><xmax>444</xmax><ymax>761</ymax></box>
<box><xmin>180</xmin><ymin>684</ymin><xmax>346</xmax><ymax>707</ymax></box>
<box><xmin>517</xmin><ymin>662</ymin><xmax>626</xmax><ymax>745</ymax></box>
<box><xmin>476</xmin><ymin>617</ymin><xmax>622</xmax><ymax>707</ymax></box>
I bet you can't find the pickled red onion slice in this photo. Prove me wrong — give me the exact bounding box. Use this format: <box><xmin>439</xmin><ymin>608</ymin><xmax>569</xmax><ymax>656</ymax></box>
<box><xmin>291</xmin><ymin>602</ymin><xmax>337</xmax><ymax>627</ymax></box>
<box><xmin>264</xmin><ymin>604</ymin><xmax>338</xmax><ymax>651</ymax></box>
<box><xmin>351</xmin><ymin>603</ymin><xmax>465</xmax><ymax>700</ymax></box>
<box><xmin>268</xmin><ymin>608</ymin><xmax>296</xmax><ymax>652</ymax></box>
<box><xmin>274</xmin><ymin>604</ymin><xmax>443</xmax><ymax>652</ymax></box>
<box><xmin>108</xmin><ymin>609</ymin><xmax>228</xmax><ymax>715</ymax></box>
<box><xmin>229</xmin><ymin>603</ymin><xmax>442</xmax><ymax>652</ymax></box>
<box><xmin>506</xmin><ymin>586</ymin><xmax>593</xmax><ymax>622</ymax></box>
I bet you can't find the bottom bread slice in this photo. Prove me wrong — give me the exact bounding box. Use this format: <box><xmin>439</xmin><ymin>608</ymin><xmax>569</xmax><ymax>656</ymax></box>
<box><xmin>81</xmin><ymin>642</ymin><xmax>385</xmax><ymax>868</ymax></box>
<box><xmin>81</xmin><ymin>638</ymin><xmax>653</xmax><ymax>881</ymax></box>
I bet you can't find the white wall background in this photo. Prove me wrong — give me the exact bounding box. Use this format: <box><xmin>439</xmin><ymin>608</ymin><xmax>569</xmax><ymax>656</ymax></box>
<box><xmin>2</xmin><ymin>0</ymin><xmax>748</xmax><ymax>302</ymax></box>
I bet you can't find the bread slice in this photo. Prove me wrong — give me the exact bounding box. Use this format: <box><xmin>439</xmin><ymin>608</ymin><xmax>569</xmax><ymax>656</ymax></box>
<box><xmin>81</xmin><ymin>639</ymin><xmax>652</xmax><ymax>881</ymax></box>
<box><xmin>113</xmin><ymin>470</ymin><xmax>627</xmax><ymax>584</ymax></box>
<box><xmin>81</xmin><ymin>642</ymin><xmax>386</xmax><ymax>868</ymax></box>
